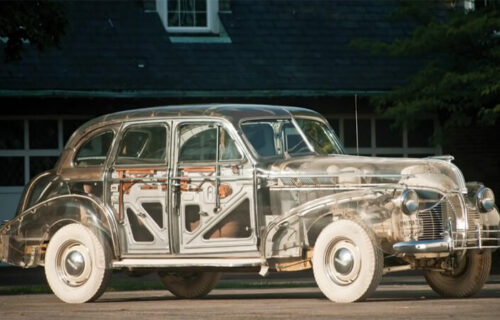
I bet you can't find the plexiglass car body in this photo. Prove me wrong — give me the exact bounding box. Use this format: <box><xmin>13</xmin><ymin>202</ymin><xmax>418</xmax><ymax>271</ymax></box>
<box><xmin>1</xmin><ymin>104</ymin><xmax>499</xmax><ymax>303</ymax></box>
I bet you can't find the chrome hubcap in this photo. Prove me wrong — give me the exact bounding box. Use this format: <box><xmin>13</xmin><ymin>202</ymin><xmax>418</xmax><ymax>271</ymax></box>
<box><xmin>65</xmin><ymin>251</ymin><xmax>86</xmax><ymax>277</ymax></box>
<box><xmin>325</xmin><ymin>239</ymin><xmax>361</xmax><ymax>286</ymax></box>
<box><xmin>56</xmin><ymin>241</ymin><xmax>92</xmax><ymax>287</ymax></box>
<box><xmin>333</xmin><ymin>248</ymin><xmax>354</xmax><ymax>275</ymax></box>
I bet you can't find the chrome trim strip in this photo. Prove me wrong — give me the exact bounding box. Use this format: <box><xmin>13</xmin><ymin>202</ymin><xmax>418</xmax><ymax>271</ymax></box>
<box><xmin>112</xmin><ymin>257</ymin><xmax>264</xmax><ymax>268</ymax></box>
<box><xmin>256</xmin><ymin>171</ymin><xmax>412</xmax><ymax>179</ymax></box>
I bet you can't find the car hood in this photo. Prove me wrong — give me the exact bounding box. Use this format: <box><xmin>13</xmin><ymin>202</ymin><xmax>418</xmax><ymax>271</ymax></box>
<box><xmin>261</xmin><ymin>154</ymin><xmax>467</xmax><ymax>194</ymax></box>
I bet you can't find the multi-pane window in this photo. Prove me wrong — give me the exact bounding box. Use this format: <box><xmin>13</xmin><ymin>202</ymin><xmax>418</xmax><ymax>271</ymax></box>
<box><xmin>0</xmin><ymin>120</ymin><xmax>24</xmax><ymax>149</ymax></box>
<box><xmin>156</xmin><ymin>0</ymin><xmax>219</xmax><ymax>33</ymax></box>
<box><xmin>344</xmin><ymin>119</ymin><xmax>371</xmax><ymax>149</ymax></box>
<box><xmin>29</xmin><ymin>120</ymin><xmax>58</xmax><ymax>149</ymax></box>
<box><xmin>324</xmin><ymin>115</ymin><xmax>441</xmax><ymax>157</ymax></box>
<box><xmin>0</xmin><ymin>117</ymin><xmax>88</xmax><ymax>222</ymax></box>
<box><xmin>0</xmin><ymin>157</ymin><xmax>24</xmax><ymax>186</ymax></box>
<box><xmin>168</xmin><ymin>0</ymin><xmax>208</xmax><ymax>27</ymax></box>
<box><xmin>0</xmin><ymin>118</ymin><xmax>88</xmax><ymax>187</ymax></box>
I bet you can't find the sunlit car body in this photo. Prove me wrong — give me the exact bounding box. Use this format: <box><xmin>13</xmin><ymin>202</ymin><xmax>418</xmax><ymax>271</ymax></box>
<box><xmin>0</xmin><ymin>104</ymin><xmax>498</xmax><ymax>303</ymax></box>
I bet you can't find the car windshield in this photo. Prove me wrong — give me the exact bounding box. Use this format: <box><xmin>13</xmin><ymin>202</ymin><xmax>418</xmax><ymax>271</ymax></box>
<box><xmin>295</xmin><ymin>118</ymin><xmax>344</xmax><ymax>155</ymax></box>
<box><xmin>241</xmin><ymin>119</ymin><xmax>312</xmax><ymax>158</ymax></box>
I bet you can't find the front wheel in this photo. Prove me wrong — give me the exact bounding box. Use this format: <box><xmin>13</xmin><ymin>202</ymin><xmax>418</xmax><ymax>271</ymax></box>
<box><xmin>44</xmin><ymin>224</ymin><xmax>111</xmax><ymax>303</ymax></box>
<box><xmin>312</xmin><ymin>219</ymin><xmax>383</xmax><ymax>303</ymax></box>
<box><xmin>158</xmin><ymin>271</ymin><xmax>220</xmax><ymax>299</ymax></box>
<box><xmin>424</xmin><ymin>250</ymin><xmax>491</xmax><ymax>298</ymax></box>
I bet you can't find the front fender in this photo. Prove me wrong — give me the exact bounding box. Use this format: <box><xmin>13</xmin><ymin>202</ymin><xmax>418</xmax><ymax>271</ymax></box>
<box><xmin>0</xmin><ymin>194</ymin><xmax>119</xmax><ymax>268</ymax></box>
<box><xmin>261</xmin><ymin>189</ymin><xmax>392</xmax><ymax>259</ymax></box>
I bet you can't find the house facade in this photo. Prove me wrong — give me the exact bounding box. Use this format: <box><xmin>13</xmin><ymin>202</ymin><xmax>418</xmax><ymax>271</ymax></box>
<box><xmin>0</xmin><ymin>0</ymin><xmax>496</xmax><ymax>223</ymax></box>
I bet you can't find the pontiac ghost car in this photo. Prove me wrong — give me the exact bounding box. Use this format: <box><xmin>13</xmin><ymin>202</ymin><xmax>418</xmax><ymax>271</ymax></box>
<box><xmin>0</xmin><ymin>104</ymin><xmax>498</xmax><ymax>303</ymax></box>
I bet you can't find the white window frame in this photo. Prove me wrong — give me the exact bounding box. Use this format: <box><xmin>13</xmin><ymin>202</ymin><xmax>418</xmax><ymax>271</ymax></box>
<box><xmin>0</xmin><ymin>116</ymin><xmax>88</xmax><ymax>223</ymax></box>
<box><xmin>156</xmin><ymin>0</ymin><xmax>219</xmax><ymax>34</ymax></box>
<box><xmin>0</xmin><ymin>116</ymin><xmax>89</xmax><ymax>187</ymax></box>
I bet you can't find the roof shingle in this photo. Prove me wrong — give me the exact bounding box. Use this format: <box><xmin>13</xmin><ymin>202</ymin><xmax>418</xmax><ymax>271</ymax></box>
<box><xmin>0</xmin><ymin>0</ymin><xmax>419</xmax><ymax>96</ymax></box>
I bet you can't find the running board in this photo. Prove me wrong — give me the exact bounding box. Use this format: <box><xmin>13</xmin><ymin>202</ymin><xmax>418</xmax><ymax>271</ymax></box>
<box><xmin>113</xmin><ymin>257</ymin><xmax>264</xmax><ymax>269</ymax></box>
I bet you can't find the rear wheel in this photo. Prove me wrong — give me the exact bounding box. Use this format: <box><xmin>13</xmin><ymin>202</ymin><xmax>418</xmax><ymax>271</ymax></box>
<box><xmin>312</xmin><ymin>219</ymin><xmax>383</xmax><ymax>303</ymax></box>
<box><xmin>158</xmin><ymin>271</ymin><xmax>220</xmax><ymax>299</ymax></box>
<box><xmin>424</xmin><ymin>250</ymin><xmax>491</xmax><ymax>298</ymax></box>
<box><xmin>44</xmin><ymin>224</ymin><xmax>111</xmax><ymax>303</ymax></box>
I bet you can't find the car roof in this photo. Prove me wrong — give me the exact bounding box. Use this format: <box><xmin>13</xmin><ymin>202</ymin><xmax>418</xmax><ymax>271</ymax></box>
<box><xmin>67</xmin><ymin>104</ymin><xmax>324</xmax><ymax>147</ymax></box>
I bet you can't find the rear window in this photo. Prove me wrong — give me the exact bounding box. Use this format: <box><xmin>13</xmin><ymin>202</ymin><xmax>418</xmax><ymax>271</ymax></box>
<box><xmin>74</xmin><ymin>131</ymin><xmax>114</xmax><ymax>166</ymax></box>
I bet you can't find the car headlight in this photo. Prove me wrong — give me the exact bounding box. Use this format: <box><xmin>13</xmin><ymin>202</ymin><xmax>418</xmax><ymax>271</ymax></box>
<box><xmin>401</xmin><ymin>189</ymin><xmax>419</xmax><ymax>215</ymax></box>
<box><xmin>477</xmin><ymin>187</ymin><xmax>495</xmax><ymax>212</ymax></box>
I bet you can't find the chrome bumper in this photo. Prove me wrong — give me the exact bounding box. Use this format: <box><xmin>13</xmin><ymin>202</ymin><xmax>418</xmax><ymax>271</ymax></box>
<box><xmin>393</xmin><ymin>238</ymin><xmax>452</xmax><ymax>254</ymax></box>
<box><xmin>393</xmin><ymin>227</ymin><xmax>500</xmax><ymax>254</ymax></box>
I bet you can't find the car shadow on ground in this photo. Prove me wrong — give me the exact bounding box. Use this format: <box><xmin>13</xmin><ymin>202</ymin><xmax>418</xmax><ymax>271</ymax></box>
<box><xmin>96</xmin><ymin>286</ymin><xmax>500</xmax><ymax>304</ymax></box>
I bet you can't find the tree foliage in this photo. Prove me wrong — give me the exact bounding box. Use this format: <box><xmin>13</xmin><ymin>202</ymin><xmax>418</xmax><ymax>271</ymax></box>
<box><xmin>354</xmin><ymin>0</ymin><xmax>500</xmax><ymax>133</ymax></box>
<box><xmin>0</xmin><ymin>0</ymin><xmax>67</xmax><ymax>61</ymax></box>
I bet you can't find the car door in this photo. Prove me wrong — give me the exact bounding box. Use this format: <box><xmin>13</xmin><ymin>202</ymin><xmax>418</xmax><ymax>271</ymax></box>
<box><xmin>171</xmin><ymin>120</ymin><xmax>258</xmax><ymax>254</ymax></box>
<box><xmin>108</xmin><ymin>121</ymin><xmax>171</xmax><ymax>255</ymax></box>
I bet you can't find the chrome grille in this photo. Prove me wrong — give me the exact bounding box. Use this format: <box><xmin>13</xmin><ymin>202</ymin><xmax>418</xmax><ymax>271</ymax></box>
<box><xmin>402</xmin><ymin>190</ymin><xmax>500</xmax><ymax>250</ymax></box>
<box><xmin>467</xmin><ymin>208</ymin><xmax>480</xmax><ymax>231</ymax></box>
<box><xmin>317</xmin><ymin>177</ymin><xmax>334</xmax><ymax>185</ymax></box>
<box><xmin>279</xmin><ymin>177</ymin><xmax>294</xmax><ymax>186</ymax></box>
<box><xmin>417</xmin><ymin>203</ymin><xmax>444</xmax><ymax>240</ymax></box>
<box><xmin>466</xmin><ymin>207</ymin><xmax>481</xmax><ymax>246</ymax></box>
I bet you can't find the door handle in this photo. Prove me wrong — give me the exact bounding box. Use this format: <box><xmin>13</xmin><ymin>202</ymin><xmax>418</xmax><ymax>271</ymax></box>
<box><xmin>199</xmin><ymin>211</ymin><xmax>209</xmax><ymax>217</ymax></box>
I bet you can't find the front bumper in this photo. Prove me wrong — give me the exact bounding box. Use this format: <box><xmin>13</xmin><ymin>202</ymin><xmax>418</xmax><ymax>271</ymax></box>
<box><xmin>393</xmin><ymin>238</ymin><xmax>452</xmax><ymax>254</ymax></box>
<box><xmin>393</xmin><ymin>224</ymin><xmax>500</xmax><ymax>254</ymax></box>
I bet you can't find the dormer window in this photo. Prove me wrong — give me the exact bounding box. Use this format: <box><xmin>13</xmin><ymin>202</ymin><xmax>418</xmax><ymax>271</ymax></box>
<box><xmin>156</xmin><ymin>0</ymin><xmax>219</xmax><ymax>34</ymax></box>
<box><xmin>463</xmin><ymin>0</ymin><xmax>489</xmax><ymax>10</ymax></box>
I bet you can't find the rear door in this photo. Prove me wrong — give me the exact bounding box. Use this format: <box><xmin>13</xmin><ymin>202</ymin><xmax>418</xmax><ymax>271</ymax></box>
<box><xmin>108</xmin><ymin>121</ymin><xmax>171</xmax><ymax>255</ymax></box>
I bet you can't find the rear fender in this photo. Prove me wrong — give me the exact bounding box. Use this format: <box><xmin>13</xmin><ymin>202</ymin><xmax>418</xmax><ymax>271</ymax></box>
<box><xmin>0</xmin><ymin>194</ymin><xmax>119</xmax><ymax>268</ymax></box>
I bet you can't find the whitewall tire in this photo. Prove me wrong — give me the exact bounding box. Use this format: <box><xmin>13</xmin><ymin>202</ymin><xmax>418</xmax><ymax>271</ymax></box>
<box><xmin>44</xmin><ymin>224</ymin><xmax>111</xmax><ymax>303</ymax></box>
<box><xmin>312</xmin><ymin>219</ymin><xmax>383</xmax><ymax>303</ymax></box>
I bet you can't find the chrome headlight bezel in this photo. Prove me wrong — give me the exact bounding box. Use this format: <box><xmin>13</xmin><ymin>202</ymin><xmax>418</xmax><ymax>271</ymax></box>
<box><xmin>401</xmin><ymin>189</ymin><xmax>419</xmax><ymax>215</ymax></box>
<box><xmin>476</xmin><ymin>187</ymin><xmax>495</xmax><ymax>212</ymax></box>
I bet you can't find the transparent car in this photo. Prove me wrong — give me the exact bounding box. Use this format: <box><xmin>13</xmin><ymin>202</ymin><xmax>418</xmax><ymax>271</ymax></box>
<box><xmin>0</xmin><ymin>104</ymin><xmax>498</xmax><ymax>303</ymax></box>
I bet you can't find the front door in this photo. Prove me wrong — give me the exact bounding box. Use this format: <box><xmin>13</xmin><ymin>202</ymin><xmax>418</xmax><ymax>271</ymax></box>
<box><xmin>171</xmin><ymin>121</ymin><xmax>257</xmax><ymax>254</ymax></box>
<box><xmin>109</xmin><ymin>122</ymin><xmax>171</xmax><ymax>255</ymax></box>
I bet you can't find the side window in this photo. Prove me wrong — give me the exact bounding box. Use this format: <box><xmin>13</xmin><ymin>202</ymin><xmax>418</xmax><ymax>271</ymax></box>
<box><xmin>241</xmin><ymin>123</ymin><xmax>276</xmax><ymax>157</ymax></box>
<box><xmin>115</xmin><ymin>124</ymin><xmax>167</xmax><ymax>165</ymax></box>
<box><xmin>178</xmin><ymin>123</ymin><xmax>241</xmax><ymax>162</ymax></box>
<box><xmin>25</xmin><ymin>174</ymin><xmax>53</xmax><ymax>209</ymax></box>
<box><xmin>220</xmin><ymin>128</ymin><xmax>242</xmax><ymax>161</ymax></box>
<box><xmin>282</xmin><ymin>123</ymin><xmax>309</xmax><ymax>155</ymax></box>
<box><xmin>179</xmin><ymin>124</ymin><xmax>216</xmax><ymax>162</ymax></box>
<box><xmin>74</xmin><ymin>131</ymin><xmax>114</xmax><ymax>166</ymax></box>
